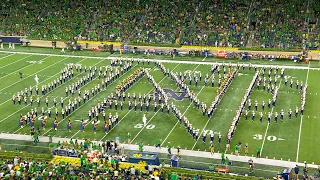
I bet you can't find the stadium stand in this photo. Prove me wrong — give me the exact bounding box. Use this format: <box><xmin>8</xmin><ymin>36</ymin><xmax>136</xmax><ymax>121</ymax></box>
<box><xmin>0</xmin><ymin>0</ymin><xmax>318</xmax><ymax>49</ymax></box>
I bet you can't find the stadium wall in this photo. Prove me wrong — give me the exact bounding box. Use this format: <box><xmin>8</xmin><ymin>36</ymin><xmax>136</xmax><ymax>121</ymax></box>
<box><xmin>27</xmin><ymin>40</ymin><xmax>319</xmax><ymax>60</ymax></box>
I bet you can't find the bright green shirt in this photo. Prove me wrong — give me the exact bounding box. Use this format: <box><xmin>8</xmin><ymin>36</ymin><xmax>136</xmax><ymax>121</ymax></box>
<box><xmin>167</xmin><ymin>143</ymin><xmax>172</xmax><ymax>149</ymax></box>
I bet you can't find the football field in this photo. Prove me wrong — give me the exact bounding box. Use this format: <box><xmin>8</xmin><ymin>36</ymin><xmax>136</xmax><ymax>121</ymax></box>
<box><xmin>0</xmin><ymin>48</ymin><xmax>319</xmax><ymax>165</ymax></box>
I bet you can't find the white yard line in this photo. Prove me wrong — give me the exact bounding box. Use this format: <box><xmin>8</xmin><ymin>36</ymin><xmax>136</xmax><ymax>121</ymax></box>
<box><xmin>0</xmin><ymin>55</ymin><xmax>44</xmax><ymax>80</ymax></box>
<box><xmin>0</xmin><ymin>58</ymin><xmax>91</xmax><ymax>124</ymax></box>
<box><xmin>99</xmin><ymin>63</ymin><xmax>181</xmax><ymax>141</ymax></box>
<box><xmin>160</xmin><ymin>61</ymin><xmax>204</xmax><ymax>146</ymax></box>
<box><xmin>0</xmin><ymin>58</ymin><xmax>87</xmax><ymax>106</ymax></box>
<box><xmin>260</xmin><ymin>78</ymin><xmax>283</xmax><ymax>156</ymax></box>
<box><xmin>0</xmin><ymin>54</ymin><xmax>15</xmax><ymax>61</ymax></box>
<box><xmin>0</xmin><ymin>50</ymin><xmax>317</xmax><ymax>70</ymax></box>
<box><xmin>191</xmin><ymin>73</ymin><xmax>222</xmax><ymax>150</ymax></box>
<box><xmin>13</xmin><ymin>59</ymin><xmax>105</xmax><ymax>134</ymax></box>
<box><xmin>296</xmin><ymin>61</ymin><xmax>310</xmax><ymax>162</ymax></box>
<box><xmin>131</xmin><ymin>109</ymin><xmax>161</xmax><ymax>142</ymax></box>
<box><xmin>42</xmin><ymin>63</ymin><xmax>140</xmax><ymax>136</ymax></box>
<box><xmin>0</xmin><ymin>56</ymin><xmax>64</xmax><ymax>92</ymax></box>
<box><xmin>161</xmin><ymin>85</ymin><xmax>206</xmax><ymax>146</ymax></box>
<box><xmin>70</xmin><ymin>65</ymin><xmax>149</xmax><ymax>139</ymax></box>
<box><xmin>0</xmin><ymin>55</ymin><xmax>33</xmax><ymax>69</ymax></box>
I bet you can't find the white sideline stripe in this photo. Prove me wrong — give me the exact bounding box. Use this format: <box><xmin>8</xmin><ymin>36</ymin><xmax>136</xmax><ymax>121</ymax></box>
<box><xmin>12</xmin><ymin>59</ymin><xmax>102</xmax><ymax>134</ymax></box>
<box><xmin>42</xmin><ymin>63</ymin><xmax>140</xmax><ymax>136</ymax></box>
<box><xmin>296</xmin><ymin>61</ymin><xmax>310</xmax><ymax>162</ymax></box>
<box><xmin>0</xmin><ymin>55</ymin><xmax>37</xmax><ymax>80</ymax></box>
<box><xmin>0</xmin><ymin>56</ymin><xmax>54</xmax><ymax>92</ymax></box>
<box><xmin>0</xmin><ymin>133</ymin><xmax>319</xmax><ymax>169</ymax></box>
<box><xmin>99</xmin><ymin>63</ymin><xmax>181</xmax><ymax>141</ymax></box>
<box><xmin>260</xmin><ymin>78</ymin><xmax>283</xmax><ymax>156</ymax></box>
<box><xmin>70</xmin><ymin>64</ymin><xmax>145</xmax><ymax>139</ymax></box>
<box><xmin>0</xmin><ymin>57</ymin><xmax>82</xmax><ymax>123</ymax></box>
<box><xmin>0</xmin><ymin>58</ymin><xmax>86</xmax><ymax>106</ymax></box>
<box><xmin>0</xmin><ymin>54</ymin><xmax>33</xmax><ymax>69</ymax></box>
<box><xmin>0</xmin><ymin>54</ymin><xmax>14</xmax><ymax>60</ymax></box>
<box><xmin>0</xmin><ymin>50</ymin><xmax>318</xmax><ymax>70</ymax></box>
<box><xmin>161</xmin><ymin>61</ymin><xmax>203</xmax><ymax>146</ymax></box>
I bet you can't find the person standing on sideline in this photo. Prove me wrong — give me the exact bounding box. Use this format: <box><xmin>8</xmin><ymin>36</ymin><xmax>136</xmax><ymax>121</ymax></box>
<box><xmin>294</xmin><ymin>165</ymin><xmax>299</xmax><ymax>180</ymax></box>
<box><xmin>127</xmin><ymin>132</ymin><xmax>131</xmax><ymax>144</ymax></box>
<box><xmin>257</xmin><ymin>146</ymin><xmax>261</xmax><ymax>158</ymax></box>
<box><xmin>225</xmin><ymin>157</ymin><xmax>229</xmax><ymax>169</ymax></box>
<box><xmin>167</xmin><ymin>142</ymin><xmax>172</xmax><ymax>155</ymax></box>
<box><xmin>221</xmin><ymin>152</ymin><xmax>225</xmax><ymax>164</ymax></box>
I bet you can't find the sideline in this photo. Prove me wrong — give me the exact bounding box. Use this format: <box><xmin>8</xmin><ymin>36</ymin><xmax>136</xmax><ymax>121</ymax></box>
<box><xmin>0</xmin><ymin>50</ymin><xmax>318</xmax><ymax>70</ymax></box>
<box><xmin>0</xmin><ymin>133</ymin><xmax>318</xmax><ymax>168</ymax></box>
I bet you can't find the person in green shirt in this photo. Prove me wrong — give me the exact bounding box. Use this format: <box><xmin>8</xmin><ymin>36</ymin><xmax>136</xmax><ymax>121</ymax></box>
<box><xmin>167</xmin><ymin>142</ymin><xmax>172</xmax><ymax>155</ymax></box>
<box><xmin>221</xmin><ymin>152</ymin><xmax>225</xmax><ymax>164</ymax></box>
<box><xmin>49</xmin><ymin>132</ymin><xmax>54</xmax><ymax>143</ymax></box>
<box><xmin>80</xmin><ymin>155</ymin><xmax>85</xmax><ymax>167</ymax></box>
<box><xmin>49</xmin><ymin>143</ymin><xmax>55</xmax><ymax>151</ymax></box>
<box><xmin>209</xmin><ymin>164</ymin><xmax>215</xmax><ymax>171</ymax></box>
<box><xmin>225</xmin><ymin>157</ymin><xmax>230</xmax><ymax>169</ymax></box>
<box><xmin>69</xmin><ymin>138</ymin><xmax>74</xmax><ymax>145</ymax></box>
<box><xmin>156</xmin><ymin>138</ymin><xmax>161</xmax><ymax>148</ymax></box>
<box><xmin>33</xmin><ymin>132</ymin><xmax>39</xmax><ymax>144</ymax></box>
<box><xmin>56</xmin><ymin>141</ymin><xmax>61</xmax><ymax>148</ymax></box>
<box><xmin>257</xmin><ymin>146</ymin><xmax>261</xmax><ymax>158</ymax></box>
<box><xmin>139</xmin><ymin>142</ymin><xmax>144</xmax><ymax>152</ymax></box>
<box><xmin>234</xmin><ymin>145</ymin><xmax>239</xmax><ymax>155</ymax></box>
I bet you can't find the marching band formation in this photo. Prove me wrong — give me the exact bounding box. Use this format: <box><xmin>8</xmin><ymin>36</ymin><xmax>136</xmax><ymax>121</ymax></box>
<box><xmin>13</xmin><ymin>57</ymin><xmax>307</xmax><ymax>147</ymax></box>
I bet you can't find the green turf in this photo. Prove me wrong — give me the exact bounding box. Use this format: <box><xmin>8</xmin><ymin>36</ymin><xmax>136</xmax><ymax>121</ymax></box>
<box><xmin>0</xmin><ymin>49</ymin><xmax>319</xmax><ymax>166</ymax></box>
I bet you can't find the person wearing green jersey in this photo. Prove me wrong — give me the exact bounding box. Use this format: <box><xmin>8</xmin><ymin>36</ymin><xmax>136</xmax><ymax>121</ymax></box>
<box><xmin>155</xmin><ymin>138</ymin><xmax>161</xmax><ymax>149</ymax></box>
<box><xmin>234</xmin><ymin>144</ymin><xmax>239</xmax><ymax>156</ymax></box>
<box><xmin>139</xmin><ymin>142</ymin><xmax>144</xmax><ymax>152</ymax></box>
<box><xmin>257</xmin><ymin>146</ymin><xmax>261</xmax><ymax>158</ymax></box>
<box><xmin>80</xmin><ymin>155</ymin><xmax>85</xmax><ymax>167</ymax></box>
<box><xmin>221</xmin><ymin>152</ymin><xmax>225</xmax><ymax>164</ymax></box>
<box><xmin>33</xmin><ymin>132</ymin><xmax>39</xmax><ymax>144</ymax></box>
<box><xmin>225</xmin><ymin>156</ymin><xmax>230</xmax><ymax>169</ymax></box>
<box><xmin>49</xmin><ymin>131</ymin><xmax>54</xmax><ymax>143</ymax></box>
<box><xmin>167</xmin><ymin>142</ymin><xmax>172</xmax><ymax>155</ymax></box>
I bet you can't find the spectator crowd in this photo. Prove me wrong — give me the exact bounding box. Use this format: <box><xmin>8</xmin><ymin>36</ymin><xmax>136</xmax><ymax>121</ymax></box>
<box><xmin>0</xmin><ymin>0</ymin><xmax>318</xmax><ymax>49</ymax></box>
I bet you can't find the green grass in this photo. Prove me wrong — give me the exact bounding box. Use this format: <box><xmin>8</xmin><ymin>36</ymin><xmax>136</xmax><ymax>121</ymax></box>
<box><xmin>0</xmin><ymin>48</ymin><xmax>319</xmax><ymax>167</ymax></box>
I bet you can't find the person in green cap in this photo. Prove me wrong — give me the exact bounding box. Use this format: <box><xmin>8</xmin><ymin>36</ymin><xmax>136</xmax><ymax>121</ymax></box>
<box><xmin>127</xmin><ymin>132</ymin><xmax>131</xmax><ymax>144</ymax></box>
<box><xmin>139</xmin><ymin>142</ymin><xmax>144</xmax><ymax>152</ymax></box>
<box><xmin>167</xmin><ymin>142</ymin><xmax>172</xmax><ymax>155</ymax></box>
